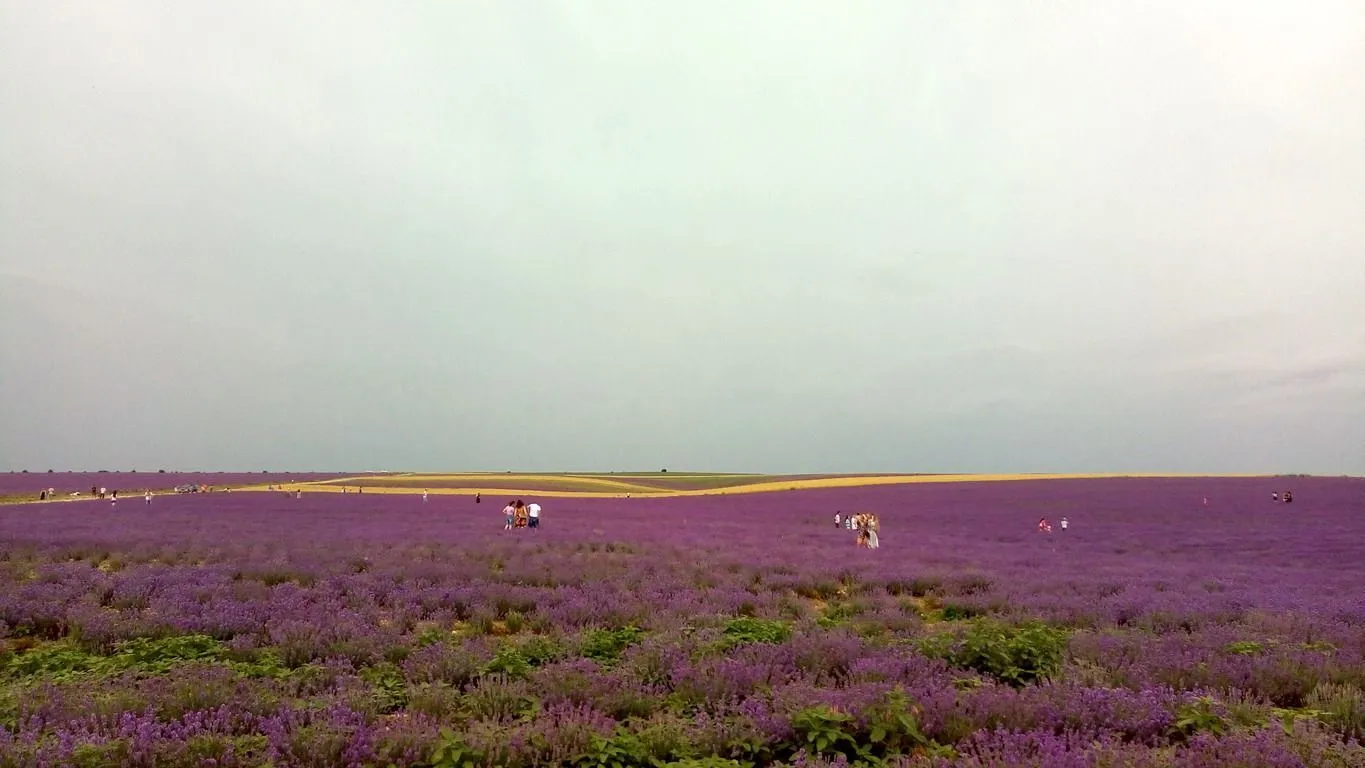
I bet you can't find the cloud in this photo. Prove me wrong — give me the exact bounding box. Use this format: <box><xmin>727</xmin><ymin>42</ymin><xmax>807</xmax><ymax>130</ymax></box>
<box><xmin>2</xmin><ymin>1</ymin><xmax>1363</xmax><ymax>473</ymax></box>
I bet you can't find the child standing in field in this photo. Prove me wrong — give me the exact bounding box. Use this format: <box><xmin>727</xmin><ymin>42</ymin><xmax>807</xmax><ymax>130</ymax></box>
<box><xmin>502</xmin><ymin>501</ymin><xmax>516</xmax><ymax>530</ymax></box>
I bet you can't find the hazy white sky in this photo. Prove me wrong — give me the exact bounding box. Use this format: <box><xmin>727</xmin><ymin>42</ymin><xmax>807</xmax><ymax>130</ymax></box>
<box><xmin>2</xmin><ymin>1</ymin><xmax>1363</xmax><ymax>473</ymax></box>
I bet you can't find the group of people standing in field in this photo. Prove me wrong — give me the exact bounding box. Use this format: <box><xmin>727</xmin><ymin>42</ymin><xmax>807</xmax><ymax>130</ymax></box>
<box><xmin>1037</xmin><ymin>516</ymin><xmax>1068</xmax><ymax>533</ymax></box>
<box><xmin>1271</xmin><ymin>490</ymin><xmax>1294</xmax><ymax>504</ymax></box>
<box><xmin>834</xmin><ymin>512</ymin><xmax>880</xmax><ymax>548</ymax></box>
<box><xmin>502</xmin><ymin>499</ymin><xmax>542</xmax><ymax>530</ymax></box>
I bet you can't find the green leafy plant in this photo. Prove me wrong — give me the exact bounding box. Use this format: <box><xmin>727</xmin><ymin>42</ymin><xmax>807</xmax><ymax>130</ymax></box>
<box><xmin>1270</xmin><ymin>706</ymin><xmax>1328</xmax><ymax>736</ymax></box>
<box><xmin>361</xmin><ymin>662</ymin><xmax>409</xmax><ymax>713</ymax></box>
<box><xmin>1224</xmin><ymin>640</ymin><xmax>1265</xmax><ymax>656</ymax></box>
<box><xmin>815</xmin><ymin>604</ymin><xmax>858</xmax><ymax>629</ymax></box>
<box><xmin>480</xmin><ymin>644</ymin><xmax>532</xmax><ymax>680</ymax></box>
<box><xmin>790</xmin><ymin>705</ymin><xmax>871</xmax><ymax>763</ymax></box>
<box><xmin>414</xmin><ymin>626</ymin><xmax>449</xmax><ymax>648</ymax></box>
<box><xmin>1</xmin><ymin>634</ymin><xmax>232</xmax><ymax>682</ymax></box>
<box><xmin>1170</xmin><ymin>696</ymin><xmax>1229</xmax><ymax>741</ymax></box>
<box><xmin>787</xmin><ymin>688</ymin><xmax>956</xmax><ymax>764</ymax></box>
<box><xmin>573</xmin><ymin>730</ymin><xmax>661</xmax><ymax>768</ymax></box>
<box><xmin>863</xmin><ymin>688</ymin><xmax>934</xmax><ymax>755</ymax></box>
<box><xmin>917</xmin><ymin>619</ymin><xmax>1068</xmax><ymax>687</ymax></box>
<box><xmin>939</xmin><ymin>603</ymin><xmax>984</xmax><ymax>622</ymax></box>
<box><xmin>579</xmin><ymin>626</ymin><xmax>645</xmax><ymax>663</ymax></box>
<box><xmin>516</xmin><ymin>634</ymin><xmax>565</xmax><ymax>667</ymax></box>
<box><xmin>719</xmin><ymin>617</ymin><xmax>791</xmax><ymax>647</ymax></box>
<box><xmin>429</xmin><ymin>729</ymin><xmax>485</xmax><ymax>768</ymax></box>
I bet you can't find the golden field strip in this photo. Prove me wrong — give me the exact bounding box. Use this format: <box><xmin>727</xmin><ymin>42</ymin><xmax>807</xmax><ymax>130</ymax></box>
<box><xmin>253</xmin><ymin>472</ymin><xmax>1270</xmax><ymax>499</ymax></box>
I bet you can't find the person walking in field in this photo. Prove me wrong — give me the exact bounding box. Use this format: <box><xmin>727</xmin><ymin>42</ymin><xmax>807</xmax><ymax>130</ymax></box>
<box><xmin>145</xmin><ymin>491</ymin><xmax>151</xmax><ymax>504</ymax></box>
<box><xmin>422</xmin><ymin>490</ymin><xmax>428</xmax><ymax>503</ymax></box>
<box><xmin>502</xmin><ymin>501</ymin><xmax>516</xmax><ymax>531</ymax></box>
<box><xmin>514</xmin><ymin>500</ymin><xmax>529</xmax><ymax>528</ymax></box>
<box><xmin>1271</xmin><ymin>492</ymin><xmax>1279</xmax><ymax>503</ymax></box>
<box><xmin>475</xmin><ymin>493</ymin><xmax>482</xmax><ymax>504</ymax></box>
<box><xmin>1060</xmin><ymin>517</ymin><xmax>1068</xmax><ymax>531</ymax></box>
<box><xmin>834</xmin><ymin>512</ymin><xmax>842</xmax><ymax>528</ymax></box>
<box><xmin>528</xmin><ymin>502</ymin><xmax>541</xmax><ymax>529</ymax></box>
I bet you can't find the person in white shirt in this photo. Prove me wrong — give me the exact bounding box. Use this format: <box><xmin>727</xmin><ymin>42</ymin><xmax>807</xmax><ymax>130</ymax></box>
<box><xmin>422</xmin><ymin>490</ymin><xmax>429</xmax><ymax>503</ymax></box>
<box><xmin>528</xmin><ymin>502</ymin><xmax>541</xmax><ymax>529</ymax></box>
<box><xmin>834</xmin><ymin>512</ymin><xmax>842</xmax><ymax>528</ymax></box>
<box><xmin>1060</xmin><ymin>517</ymin><xmax>1068</xmax><ymax>531</ymax></box>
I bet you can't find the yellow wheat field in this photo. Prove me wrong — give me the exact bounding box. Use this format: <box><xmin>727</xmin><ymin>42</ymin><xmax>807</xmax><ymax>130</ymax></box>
<box><xmin>248</xmin><ymin>472</ymin><xmax>1269</xmax><ymax>499</ymax></box>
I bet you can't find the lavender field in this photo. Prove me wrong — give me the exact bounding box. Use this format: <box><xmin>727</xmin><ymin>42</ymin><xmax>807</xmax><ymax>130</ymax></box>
<box><xmin>2</xmin><ymin>477</ymin><xmax>1364</xmax><ymax>767</ymax></box>
<box><xmin>0</xmin><ymin>473</ymin><xmax>368</xmax><ymax>501</ymax></box>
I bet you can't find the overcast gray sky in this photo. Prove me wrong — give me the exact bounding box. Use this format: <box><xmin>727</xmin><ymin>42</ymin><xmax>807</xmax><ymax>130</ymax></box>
<box><xmin>2</xmin><ymin>2</ymin><xmax>1363</xmax><ymax>474</ymax></box>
